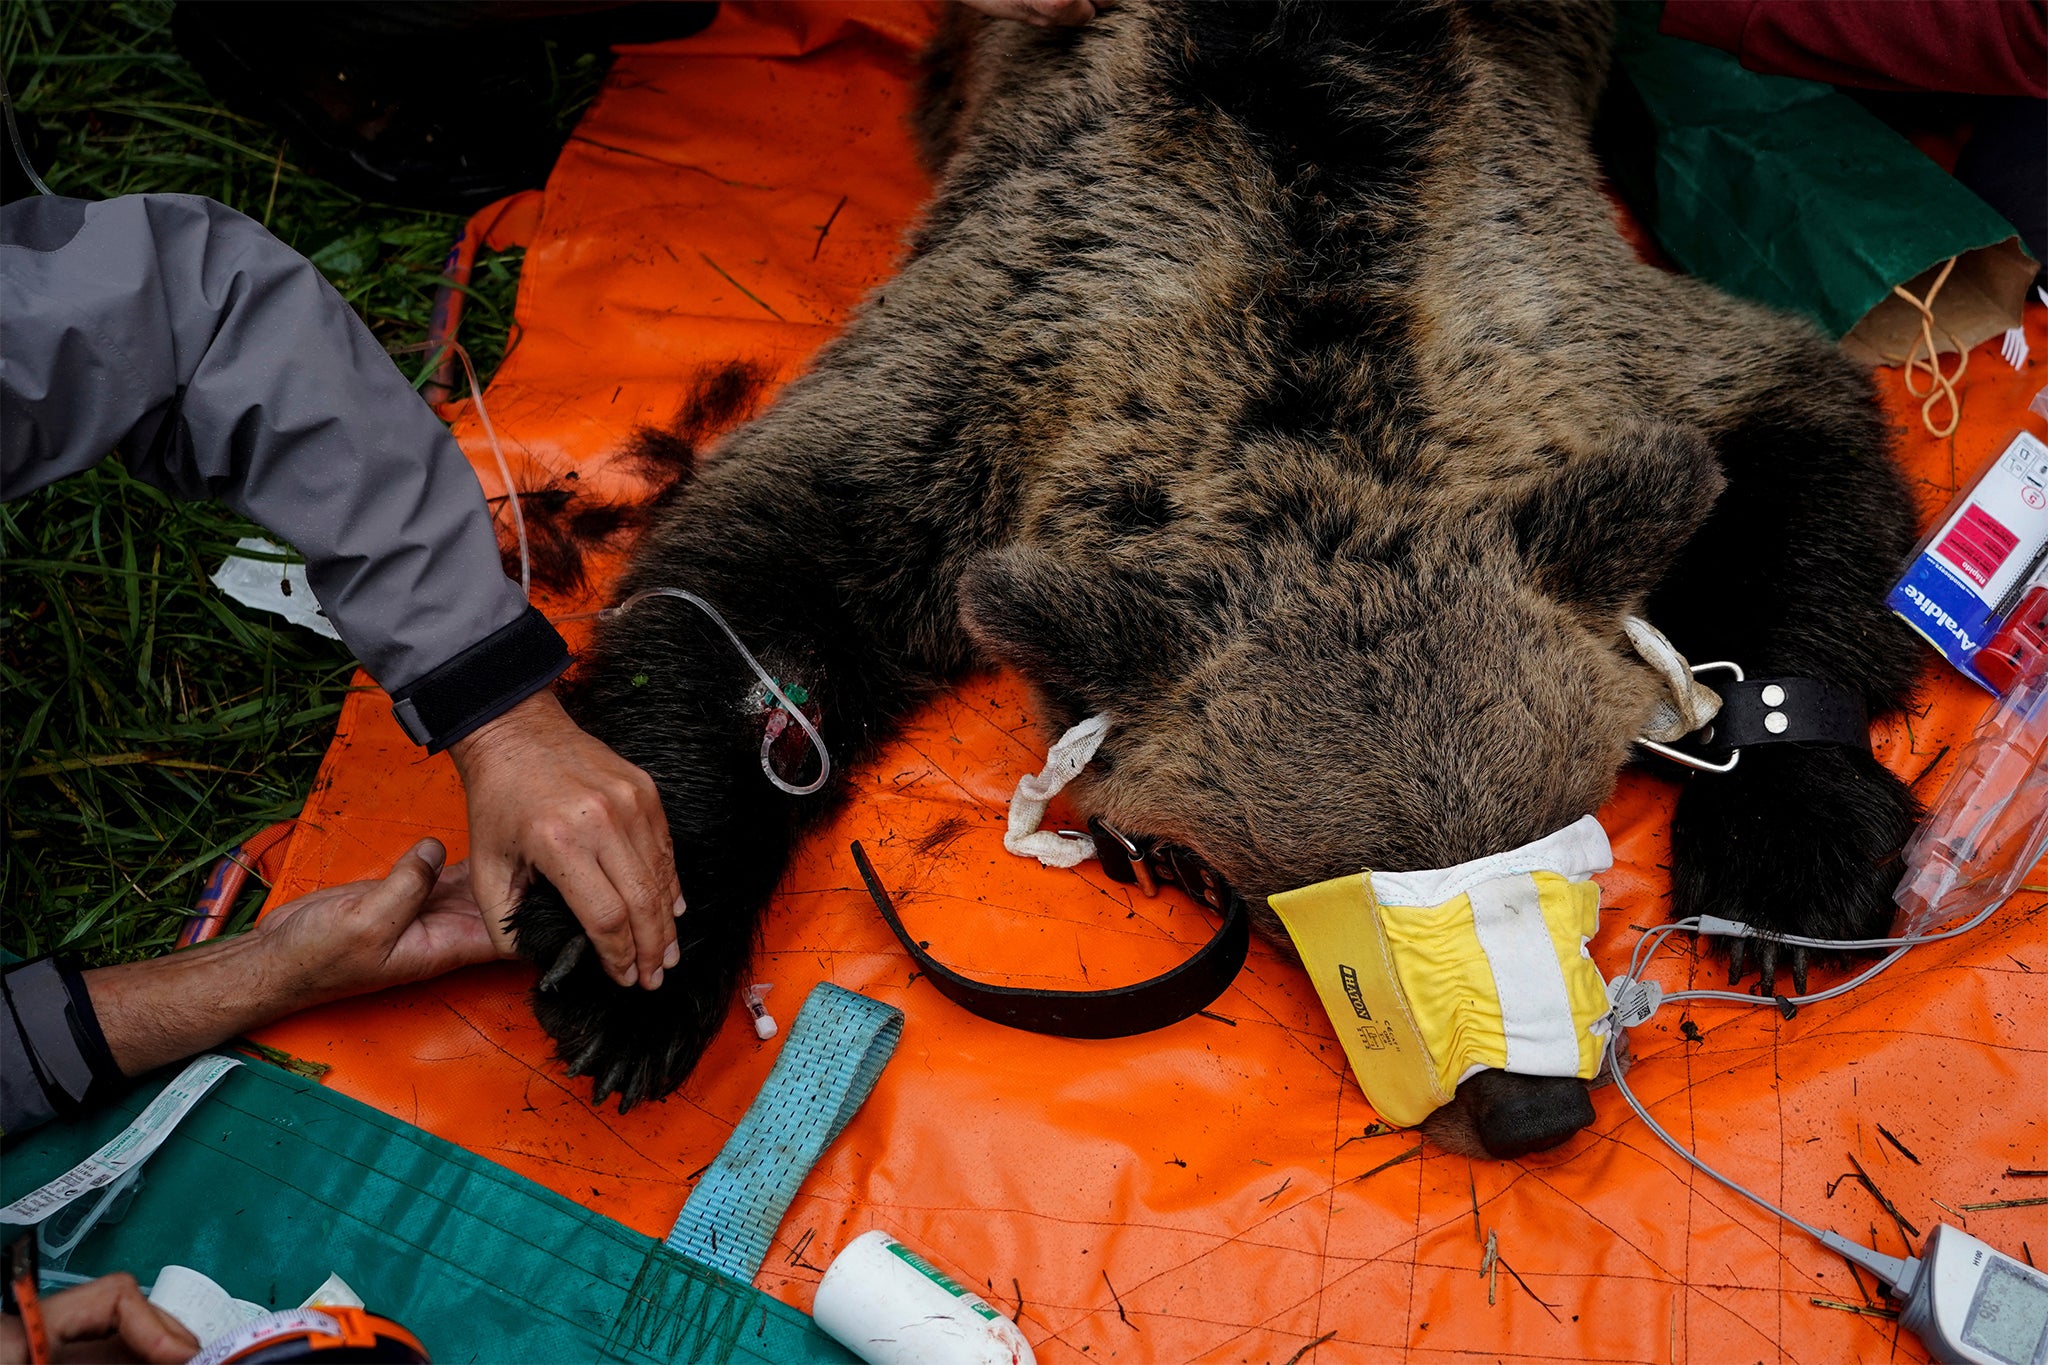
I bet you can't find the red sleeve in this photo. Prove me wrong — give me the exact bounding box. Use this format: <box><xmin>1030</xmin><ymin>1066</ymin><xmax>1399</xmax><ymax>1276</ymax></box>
<box><xmin>1660</xmin><ymin>0</ymin><xmax>2048</xmax><ymax>98</ymax></box>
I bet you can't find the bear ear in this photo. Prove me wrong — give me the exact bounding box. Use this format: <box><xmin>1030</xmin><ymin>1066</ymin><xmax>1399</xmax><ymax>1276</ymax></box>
<box><xmin>959</xmin><ymin>546</ymin><xmax>1215</xmax><ymax>710</ymax></box>
<box><xmin>1508</xmin><ymin>422</ymin><xmax>1726</xmax><ymax>617</ymax></box>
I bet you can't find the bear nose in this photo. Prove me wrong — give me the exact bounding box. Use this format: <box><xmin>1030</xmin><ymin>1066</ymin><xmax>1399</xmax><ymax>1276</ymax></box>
<box><xmin>1468</xmin><ymin>1070</ymin><xmax>1596</xmax><ymax>1159</ymax></box>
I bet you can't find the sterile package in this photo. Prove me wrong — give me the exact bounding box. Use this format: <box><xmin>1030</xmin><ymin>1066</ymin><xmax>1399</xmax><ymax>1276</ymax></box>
<box><xmin>1892</xmin><ymin>614</ymin><xmax>2048</xmax><ymax>938</ymax></box>
<box><xmin>1888</xmin><ymin>426</ymin><xmax>2048</xmax><ymax>693</ymax></box>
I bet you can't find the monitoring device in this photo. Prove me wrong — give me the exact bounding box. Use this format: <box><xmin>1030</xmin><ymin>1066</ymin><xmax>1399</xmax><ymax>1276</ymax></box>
<box><xmin>1895</xmin><ymin>1226</ymin><xmax>2048</xmax><ymax>1365</ymax></box>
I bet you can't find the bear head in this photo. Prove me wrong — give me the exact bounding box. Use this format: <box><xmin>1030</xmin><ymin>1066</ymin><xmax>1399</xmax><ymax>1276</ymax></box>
<box><xmin>961</xmin><ymin>419</ymin><xmax>1726</xmax><ymax>1158</ymax></box>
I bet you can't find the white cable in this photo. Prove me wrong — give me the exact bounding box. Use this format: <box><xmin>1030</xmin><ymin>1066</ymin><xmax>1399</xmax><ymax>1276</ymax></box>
<box><xmin>447</xmin><ymin>342</ymin><xmax>528</xmax><ymax>600</ymax></box>
<box><xmin>602</xmin><ymin>587</ymin><xmax>831</xmax><ymax>796</ymax></box>
<box><xmin>1628</xmin><ymin>892</ymin><xmax>2012</xmax><ymax>1010</ymax></box>
<box><xmin>1665</xmin><ymin>948</ymin><xmax>1911</xmax><ymax>1009</ymax></box>
<box><xmin>1601</xmin><ymin>880</ymin><xmax>2031</xmax><ymax>1290</ymax></box>
<box><xmin>1607</xmin><ymin>1058</ymin><xmax>1834</xmax><ymax>1243</ymax></box>
<box><xmin>1687</xmin><ymin>896</ymin><xmax>2012</xmax><ymax>952</ymax></box>
<box><xmin>1606</xmin><ymin>1043</ymin><xmax>1914</xmax><ymax>1288</ymax></box>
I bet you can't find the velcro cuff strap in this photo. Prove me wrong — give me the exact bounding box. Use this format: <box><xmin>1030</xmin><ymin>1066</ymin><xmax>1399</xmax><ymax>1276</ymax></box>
<box><xmin>388</xmin><ymin>605</ymin><xmax>571</xmax><ymax>752</ymax></box>
<box><xmin>2</xmin><ymin>957</ymin><xmax>121</xmax><ymax>1120</ymax></box>
<box><xmin>1698</xmin><ymin>677</ymin><xmax>1868</xmax><ymax>757</ymax></box>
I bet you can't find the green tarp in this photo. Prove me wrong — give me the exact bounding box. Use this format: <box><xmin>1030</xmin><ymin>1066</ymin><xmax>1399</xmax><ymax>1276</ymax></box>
<box><xmin>1</xmin><ymin>1058</ymin><xmax>855</xmax><ymax>1364</ymax></box>
<box><xmin>1608</xmin><ymin>3</ymin><xmax>2029</xmax><ymax>343</ymax></box>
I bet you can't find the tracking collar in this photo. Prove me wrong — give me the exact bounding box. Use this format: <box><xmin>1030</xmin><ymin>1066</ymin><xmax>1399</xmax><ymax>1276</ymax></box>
<box><xmin>854</xmin><ymin>837</ymin><xmax>1249</xmax><ymax>1038</ymax></box>
<box><xmin>1697</xmin><ymin>676</ymin><xmax>1869</xmax><ymax>757</ymax></box>
<box><xmin>867</xmin><ymin>616</ymin><xmax>1867</xmax><ymax>1104</ymax></box>
<box><xmin>852</xmin><ymin>708</ymin><xmax>1250</xmax><ymax>1036</ymax></box>
<box><xmin>867</xmin><ymin>786</ymin><xmax>1615</xmax><ymax>1131</ymax></box>
<box><xmin>1625</xmin><ymin>618</ymin><xmax>1870</xmax><ymax>773</ymax></box>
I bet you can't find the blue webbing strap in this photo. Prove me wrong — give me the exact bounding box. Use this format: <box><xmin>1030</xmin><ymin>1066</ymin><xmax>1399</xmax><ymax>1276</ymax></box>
<box><xmin>665</xmin><ymin>983</ymin><xmax>903</xmax><ymax>1282</ymax></box>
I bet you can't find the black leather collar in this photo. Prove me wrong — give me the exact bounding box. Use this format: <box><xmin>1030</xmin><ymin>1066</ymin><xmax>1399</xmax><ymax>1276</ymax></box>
<box><xmin>1693</xmin><ymin>676</ymin><xmax>1869</xmax><ymax>760</ymax></box>
<box><xmin>852</xmin><ymin>827</ymin><xmax>1250</xmax><ymax>1039</ymax></box>
<box><xmin>1640</xmin><ymin>673</ymin><xmax>1869</xmax><ymax>771</ymax></box>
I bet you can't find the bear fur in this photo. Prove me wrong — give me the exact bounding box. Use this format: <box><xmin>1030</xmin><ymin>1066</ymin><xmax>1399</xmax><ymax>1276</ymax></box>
<box><xmin>511</xmin><ymin>0</ymin><xmax>1921</xmax><ymax>1158</ymax></box>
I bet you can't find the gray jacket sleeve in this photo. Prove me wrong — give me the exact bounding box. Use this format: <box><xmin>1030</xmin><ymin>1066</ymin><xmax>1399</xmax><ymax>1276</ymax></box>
<box><xmin>0</xmin><ymin>958</ymin><xmax>118</xmax><ymax>1138</ymax></box>
<box><xmin>0</xmin><ymin>193</ymin><xmax>566</xmax><ymax>750</ymax></box>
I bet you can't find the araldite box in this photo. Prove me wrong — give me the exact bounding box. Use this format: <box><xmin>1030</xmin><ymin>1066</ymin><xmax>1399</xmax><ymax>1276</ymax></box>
<box><xmin>1890</xmin><ymin>429</ymin><xmax>2048</xmax><ymax>692</ymax></box>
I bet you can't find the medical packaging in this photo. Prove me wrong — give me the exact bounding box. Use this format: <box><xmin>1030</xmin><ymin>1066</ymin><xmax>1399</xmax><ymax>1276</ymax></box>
<box><xmin>812</xmin><ymin>1230</ymin><xmax>1036</xmax><ymax>1365</ymax></box>
<box><xmin>1888</xmin><ymin>427</ymin><xmax>2048</xmax><ymax>693</ymax></box>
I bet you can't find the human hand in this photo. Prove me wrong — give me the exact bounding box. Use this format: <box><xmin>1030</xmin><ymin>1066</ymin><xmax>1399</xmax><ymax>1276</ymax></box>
<box><xmin>0</xmin><ymin>1273</ymin><xmax>199</xmax><ymax>1364</ymax></box>
<box><xmin>448</xmin><ymin>690</ymin><xmax>680</xmax><ymax>991</ymax></box>
<box><xmin>255</xmin><ymin>839</ymin><xmax>499</xmax><ymax>1006</ymax></box>
<box><xmin>83</xmin><ymin>839</ymin><xmax>496</xmax><ymax>1079</ymax></box>
<box><xmin>960</xmin><ymin>0</ymin><xmax>1111</xmax><ymax>26</ymax></box>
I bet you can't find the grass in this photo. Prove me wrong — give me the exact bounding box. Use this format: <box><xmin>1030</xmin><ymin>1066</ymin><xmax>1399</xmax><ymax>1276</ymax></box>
<box><xmin>1</xmin><ymin>1</ymin><xmax>574</xmax><ymax>963</ymax></box>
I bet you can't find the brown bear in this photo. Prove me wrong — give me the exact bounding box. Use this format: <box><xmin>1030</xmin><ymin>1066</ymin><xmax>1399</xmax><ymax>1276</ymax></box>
<box><xmin>511</xmin><ymin>0</ymin><xmax>1921</xmax><ymax>1159</ymax></box>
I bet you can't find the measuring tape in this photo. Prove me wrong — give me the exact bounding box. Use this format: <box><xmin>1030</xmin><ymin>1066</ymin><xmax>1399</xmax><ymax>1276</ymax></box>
<box><xmin>187</xmin><ymin>1307</ymin><xmax>427</xmax><ymax>1365</ymax></box>
<box><xmin>664</xmin><ymin>983</ymin><xmax>903</xmax><ymax>1282</ymax></box>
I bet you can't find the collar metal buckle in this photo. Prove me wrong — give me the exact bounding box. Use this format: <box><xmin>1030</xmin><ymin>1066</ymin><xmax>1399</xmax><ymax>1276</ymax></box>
<box><xmin>1088</xmin><ymin>817</ymin><xmax>1232</xmax><ymax>912</ymax></box>
<box><xmin>1635</xmin><ymin>659</ymin><xmax>1745</xmax><ymax>773</ymax></box>
<box><xmin>1088</xmin><ymin>816</ymin><xmax>1159</xmax><ymax>896</ymax></box>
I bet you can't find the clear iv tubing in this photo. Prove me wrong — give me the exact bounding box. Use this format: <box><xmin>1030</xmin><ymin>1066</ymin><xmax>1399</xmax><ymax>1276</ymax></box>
<box><xmin>404</xmin><ymin>336</ymin><xmax>531</xmax><ymax>598</ymax></box>
<box><xmin>437</xmin><ymin>342</ymin><xmax>530</xmax><ymax>600</ymax></box>
<box><xmin>1</xmin><ymin>62</ymin><xmax>56</xmax><ymax>198</ymax></box>
<box><xmin>423</xmin><ymin>347</ymin><xmax>827</xmax><ymax>795</ymax></box>
<box><xmin>594</xmin><ymin>587</ymin><xmax>832</xmax><ymax>797</ymax></box>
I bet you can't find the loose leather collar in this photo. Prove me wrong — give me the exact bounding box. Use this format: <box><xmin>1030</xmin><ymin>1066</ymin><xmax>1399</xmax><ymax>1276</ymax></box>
<box><xmin>853</xmin><ymin>827</ymin><xmax>1250</xmax><ymax>1040</ymax></box>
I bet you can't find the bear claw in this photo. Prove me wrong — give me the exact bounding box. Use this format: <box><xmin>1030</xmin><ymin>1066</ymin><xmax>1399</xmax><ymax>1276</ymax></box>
<box><xmin>1733</xmin><ymin>939</ymin><xmax>1809</xmax><ymax>998</ymax></box>
<box><xmin>1724</xmin><ymin>936</ymin><xmax>1809</xmax><ymax>997</ymax></box>
<box><xmin>539</xmin><ymin>936</ymin><xmax>588</xmax><ymax>993</ymax></box>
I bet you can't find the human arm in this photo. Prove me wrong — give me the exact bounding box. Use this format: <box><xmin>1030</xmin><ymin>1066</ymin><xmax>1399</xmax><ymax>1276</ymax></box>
<box><xmin>94</xmin><ymin>839</ymin><xmax>498</xmax><ymax>1075</ymax></box>
<box><xmin>449</xmin><ymin>691</ymin><xmax>682</xmax><ymax>989</ymax></box>
<box><xmin>0</xmin><ymin>841</ymin><xmax>494</xmax><ymax>1134</ymax></box>
<box><xmin>0</xmin><ymin>193</ymin><xmax>561</xmax><ymax>746</ymax></box>
<box><xmin>0</xmin><ymin>193</ymin><xmax>678</xmax><ymax>987</ymax></box>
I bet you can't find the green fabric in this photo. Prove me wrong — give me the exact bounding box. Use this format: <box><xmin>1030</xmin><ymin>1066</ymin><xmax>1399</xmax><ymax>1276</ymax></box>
<box><xmin>1609</xmin><ymin>4</ymin><xmax>2027</xmax><ymax>338</ymax></box>
<box><xmin>1</xmin><ymin>1058</ymin><xmax>856</xmax><ymax>1364</ymax></box>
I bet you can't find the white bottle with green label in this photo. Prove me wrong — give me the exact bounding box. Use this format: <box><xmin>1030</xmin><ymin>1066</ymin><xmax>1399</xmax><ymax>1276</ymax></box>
<box><xmin>811</xmin><ymin>1230</ymin><xmax>1037</xmax><ymax>1365</ymax></box>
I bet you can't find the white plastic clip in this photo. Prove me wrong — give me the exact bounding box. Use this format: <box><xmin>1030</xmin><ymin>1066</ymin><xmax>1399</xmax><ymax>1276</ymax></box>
<box><xmin>742</xmin><ymin>983</ymin><xmax>777</xmax><ymax>1040</ymax></box>
<box><xmin>1600</xmin><ymin>975</ymin><xmax>1664</xmax><ymax>1033</ymax></box>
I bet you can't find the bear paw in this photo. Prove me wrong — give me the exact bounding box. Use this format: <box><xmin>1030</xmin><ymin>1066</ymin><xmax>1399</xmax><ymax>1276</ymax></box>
<box><xmin>1670</xmin><ymin>743</ymin><xmax>1920</xmax><ymax>996</ymax></box>
<box><xmin>531</xmin><ymin>968</ymin><xmax>718</xmax><ymax>1112</ymax></box>
<box><xmin>513</xmin><ymin>886</ymin><xmax>731</xmax><ymax>1113</ymax></box>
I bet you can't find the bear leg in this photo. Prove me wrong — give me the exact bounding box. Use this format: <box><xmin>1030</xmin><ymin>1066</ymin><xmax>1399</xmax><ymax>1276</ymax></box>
<box><xmin>510</xmin><ymin>459</ymin><xmax>950</xmax><ymax>1110</ymax></box>
<box><xmin>1646</xmin><ymin>379</ymin><xmax>1924</xmax><ymax>988</ymax></box>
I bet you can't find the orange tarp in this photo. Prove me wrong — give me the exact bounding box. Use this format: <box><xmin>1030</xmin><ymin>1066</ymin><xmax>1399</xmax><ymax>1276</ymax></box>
<box><xmin>253</xmin><ymin>6</ymin><xmax>2048</xmax><ymax>1360</ymax></box>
